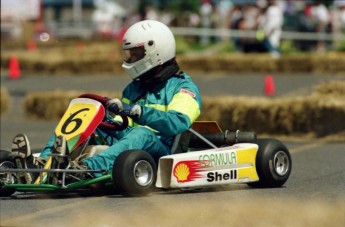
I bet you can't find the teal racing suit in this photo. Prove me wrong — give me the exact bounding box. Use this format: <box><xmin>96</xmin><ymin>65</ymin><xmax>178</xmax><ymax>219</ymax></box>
<box><xmin>40</xmin><ymin>71</ymin><xmax>202</xmax><ymax>172</ymax></box>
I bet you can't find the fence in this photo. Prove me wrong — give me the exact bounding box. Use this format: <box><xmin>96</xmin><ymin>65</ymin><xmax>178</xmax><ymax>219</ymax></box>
<box><xmin>46</xmin><ymin>22</ymin><xmax>345</xmax><ymax>42</ymax></box>
<box><xmin>170</xmin><ymin>27</ymin><xmax>345</xmax><ymax>42</ymax></box>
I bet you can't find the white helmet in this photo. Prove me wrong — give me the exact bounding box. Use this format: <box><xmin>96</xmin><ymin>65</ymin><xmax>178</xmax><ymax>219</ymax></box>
<box><xmin>121</xmin><ymin>20</ymin><xmax>176</xmax><ymax>80</ymax></box>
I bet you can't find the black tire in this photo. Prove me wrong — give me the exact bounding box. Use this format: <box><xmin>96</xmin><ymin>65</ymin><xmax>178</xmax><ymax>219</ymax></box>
<box><xmin>0</xmin><ymin>150</ymin><xmax>16</xmax><ymax>197</ymax></box>
<box><xmin>112</xmin><ymin>150</ymin><xmax>157</xmax><ymax>197</ymax></box>
<box><xmin>247</xmin><ymin>139</ymin><xmax>292</xmax><ymax>188</ymax></box>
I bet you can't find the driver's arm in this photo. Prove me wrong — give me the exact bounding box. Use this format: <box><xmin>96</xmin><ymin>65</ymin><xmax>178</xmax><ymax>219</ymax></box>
<box><xmin>133</xmin><ymin>80</ymin><xmax>202</xmax><ymax>137</ymax></box>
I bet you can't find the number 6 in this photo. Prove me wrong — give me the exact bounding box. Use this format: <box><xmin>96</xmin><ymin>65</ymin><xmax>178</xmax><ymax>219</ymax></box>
<box><xmin>61</xmin><ymin>108</ymin><xmax>89</xmax><ymax>134</ymax></box>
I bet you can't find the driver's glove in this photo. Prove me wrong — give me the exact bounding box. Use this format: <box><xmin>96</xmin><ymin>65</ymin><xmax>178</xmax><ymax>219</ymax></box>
<box><xmin>106</xmin><ymin>98</ymin><xmax>142</xmax><ymax>119</ymax></box>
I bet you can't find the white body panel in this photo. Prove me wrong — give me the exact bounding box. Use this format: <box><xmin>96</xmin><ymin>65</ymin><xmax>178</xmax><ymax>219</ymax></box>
<box><xmin>156</xmin><ymin>143</ymin><xmax>259</xmax><ymax>189</ymax></box>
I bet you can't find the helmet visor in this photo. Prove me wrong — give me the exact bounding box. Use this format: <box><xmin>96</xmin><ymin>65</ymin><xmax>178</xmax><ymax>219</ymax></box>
<box><xmin>122</xmin><ymin>46</ymin><xmax>146</xmax><ymax>63</ymax></box>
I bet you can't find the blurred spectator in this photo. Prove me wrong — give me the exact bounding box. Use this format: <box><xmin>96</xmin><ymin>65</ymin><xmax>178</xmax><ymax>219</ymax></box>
<box><xmin>92</xmin><ymin>0</ymin><xmax>126</xmax><ymax>39</ymax></box>
<box><xmin>188</xmin><ymin>13</ymin><xmax>200</xmax><ymax>27</ymax></box>
<box><xmin>311</xmin><ymin>0</ymin><xmax>331</xmax><ymax>52</ymax></box>
<box><xmin>229</xmin><ymin>5</ymin><xmax>244</xmax><ymax>50</ymax></box>
<box><xmin>295</xmin><ymin>0</ymin><xmax>332</xmax><ymax>52</ymax></box>
<box><xmin>339</xmin><ymin>2</ymin><xmax>345</xmax><ymax>31</ymax></box>
<box><xmin>92</xmin><ymin>5</ymin><xmax>114</xmax><ymax>38</ymax></box>
<box><xmin>229</xmin><ymin>3</ymin><xmax>263</xmax><ymax>52</ymax></box>
<box><xmin>259</xmin><ymin>0</ymin><xmax>284</xmax><ymax>57</ymax></box>
<box><xmin>282</xmin><ymin>0</ymin><xmax>305</xmax><ymax>31</ymax></box>
<box><xmin>199</xmin><ymin>0</ymin><xmax>213</xmax><ymax>45</ymax></box>
<box><xmin>145</xmin><ymin>5</ymin><xmax>159</xmax><ymax>20</ymax></box>
<box><xmin>229</xmin><ymin>5</ymin><xmax>243</xmax><ymax>29</ymax></box>
<box><xmin>160</xmin><ymin>11</ymin><xmax>175</xmax><ymax>26</ymax></box>
<box><xmin>229</xmin><ymin>5</ymin><xmax>245</xmax><ymax>50</ymax></box>
<box><xmin>332</xmin><ymin>1</ymin><xmax>345</xmax><ymax>34</ymax></box>
<box><xmin>216</xmin><ymin>0</ymin><xmax>233</xmax><ymax>33</ymax></box>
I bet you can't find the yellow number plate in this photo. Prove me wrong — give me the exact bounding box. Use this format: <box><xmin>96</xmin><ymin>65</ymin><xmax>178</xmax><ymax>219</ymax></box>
<box><xmin>55</xmin><ymin>98</ymin><xmax>104</xmax><ymax>141</ymax></box>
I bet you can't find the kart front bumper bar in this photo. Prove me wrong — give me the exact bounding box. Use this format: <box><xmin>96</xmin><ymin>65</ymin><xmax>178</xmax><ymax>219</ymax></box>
<box><xmin>0</xmin><ymin>168</ymin><xmax>109</xmax><ymax>189</ymax></box>
<box><xmin>0</xmin><ymin>168</ymin><xmax>107</xmax><ymax>174</ymax></box>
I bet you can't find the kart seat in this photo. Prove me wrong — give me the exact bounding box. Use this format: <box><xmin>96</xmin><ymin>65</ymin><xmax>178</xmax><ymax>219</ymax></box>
<box><xmin>170</xmin><ymin>121</ymin><xmax>223</xmax><ymax>154</ymax></box>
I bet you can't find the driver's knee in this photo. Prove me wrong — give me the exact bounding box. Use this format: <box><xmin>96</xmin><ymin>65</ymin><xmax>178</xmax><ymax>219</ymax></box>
<box><xmin>127</xmin><ymin>127</ymin><xmax>155</xmax><ymax>141</ymax></box>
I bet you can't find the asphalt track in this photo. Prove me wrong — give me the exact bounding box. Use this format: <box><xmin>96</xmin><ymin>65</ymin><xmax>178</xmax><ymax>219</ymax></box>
<box><xmin>1</xmin><ymin>73</ymin><xmax>345</xmax><ymax>226</ymax></box>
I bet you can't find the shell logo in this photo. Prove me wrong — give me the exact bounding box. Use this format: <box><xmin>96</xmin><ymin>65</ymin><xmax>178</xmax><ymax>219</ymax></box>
<box><xmin>173</xmin><ymin>161</ymin><xmax>203</xmax><ymax>183</ymax></box>
<box><xmin>174</xmin><ymin>163</ymin><xmax>190</xmax><ymax>182</ymax></box>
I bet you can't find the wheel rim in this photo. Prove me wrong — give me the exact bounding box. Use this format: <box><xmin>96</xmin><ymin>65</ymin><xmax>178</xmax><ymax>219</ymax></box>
<box><xmin>133</xmin><ymin>160</ymin><xmax>154</xmax><ymax>187</ymax></box>
<box><xmin>273</xmin><ymin>151</ymin><xmax>290</xmax><ymax>176</ymax></box>
<box><xmin>0</xmin><ymin>161</ymin><xmax>15</xmax><ymax>183</ymax></box>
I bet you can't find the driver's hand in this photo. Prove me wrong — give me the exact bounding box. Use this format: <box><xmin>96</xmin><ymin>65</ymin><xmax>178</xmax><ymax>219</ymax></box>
<box><xmin>106</xmin><ymin>98</ymin><xmax>123</xmax><ymax>115</ymax></box>
<box><xmin>107</xmin><ymin>99</ymin><xmax>142</xmax><ymax>119</ymax></box>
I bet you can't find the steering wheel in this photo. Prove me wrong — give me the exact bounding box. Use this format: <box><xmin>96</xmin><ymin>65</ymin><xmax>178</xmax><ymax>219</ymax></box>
<box><xmin>78</xmin><ymin>93</ymin><xmax>128</xmax><ymax>131</ymax></box>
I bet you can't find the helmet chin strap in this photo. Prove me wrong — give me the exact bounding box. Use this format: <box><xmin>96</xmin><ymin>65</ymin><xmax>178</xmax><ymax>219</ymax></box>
<box><xmin>139</xmin><ymin>59</ymin><xmax>179</xmax><ymax>91</ymax></box>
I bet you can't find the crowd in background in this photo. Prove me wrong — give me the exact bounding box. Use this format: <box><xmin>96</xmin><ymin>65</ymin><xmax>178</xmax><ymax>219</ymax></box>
<box><xmin>2</xmin><ymin>0</ymin><xmax>345</xmax><ymax>55</ymax></box>
<box><xmin>95</xmin><ymin>0</ymin><xmax>344</xmax><ymax>55</ymax></box>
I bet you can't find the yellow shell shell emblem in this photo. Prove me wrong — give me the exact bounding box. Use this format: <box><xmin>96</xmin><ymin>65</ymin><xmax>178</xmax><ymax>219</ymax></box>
<box><xmin>174</xmin><ymin>163</ymin><xmax>190</xmax><ymax>182</ymax></box>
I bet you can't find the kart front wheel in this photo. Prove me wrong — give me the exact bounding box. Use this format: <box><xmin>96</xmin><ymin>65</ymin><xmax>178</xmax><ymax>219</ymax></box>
<box><xmin>112</xmin><ymin>150</ymin><xmax>157</xmax><ymax>197</ymax></box>
<box><xmin>248</xmin><ymin>139</ymin><xmax>292</xmax><ymax>188</ymax></box>
<box><xmin>0</xmin><ymin>150</ymin><xmax>16</xmax><ymax>197</ymax></box>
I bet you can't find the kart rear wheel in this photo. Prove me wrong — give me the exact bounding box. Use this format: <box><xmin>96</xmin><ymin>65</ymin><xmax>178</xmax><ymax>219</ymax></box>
<box><xmin>0</xmin><ymin>150</ymin><xmax>16</xmax><ymax>197</ymax></box>
<box><xmin>112</xmin><ymin>150</ymin><xmax>157</xmax><ymax>197</ymax></box>
<box><xmin>247</xmin><ymin>139</ymin><xmax>291</xmax><ymax>188</ymax></box>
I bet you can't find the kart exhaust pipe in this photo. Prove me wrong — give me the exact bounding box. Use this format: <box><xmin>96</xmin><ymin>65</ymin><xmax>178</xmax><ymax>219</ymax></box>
<box><xmin>189</xmin><ymin>130</ymin><xmax>257</xmax><ymax>148</ymax></box>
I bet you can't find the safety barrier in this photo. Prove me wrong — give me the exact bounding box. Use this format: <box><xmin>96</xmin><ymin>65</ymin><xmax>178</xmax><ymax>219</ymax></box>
<box><xmin>2</xmin><ymin>81</ymin><xmax>340</xmax><ymax>137</ymax></box>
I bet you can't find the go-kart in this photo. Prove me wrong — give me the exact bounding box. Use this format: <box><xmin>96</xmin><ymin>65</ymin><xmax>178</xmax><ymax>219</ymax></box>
<box><xmin>0</xmin><ymin>94</ymin><xmax>292</xmax><ymax>197</ymax></box>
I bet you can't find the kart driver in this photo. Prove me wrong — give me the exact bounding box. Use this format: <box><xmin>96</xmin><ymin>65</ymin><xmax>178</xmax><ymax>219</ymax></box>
<box><xmin>10</xmin><ymin>20</ymin><xmax>202</xmax><ymax>182</ymax></box>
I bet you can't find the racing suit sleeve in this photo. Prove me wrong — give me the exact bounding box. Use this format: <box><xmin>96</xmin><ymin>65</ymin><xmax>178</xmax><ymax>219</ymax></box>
<box><xmin>134</xmin><ymin>79</ymin><xmax>202</xmax><ymax>137</ymax></box>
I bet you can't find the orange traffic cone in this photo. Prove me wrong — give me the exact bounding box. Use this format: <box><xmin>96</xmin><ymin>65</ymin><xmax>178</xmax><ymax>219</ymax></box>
<box><xmin>264</xmin><ymin>74</ymin><xmax>275</xmax><ymax>96</ymax></box>
<box><xmin>27</xmin><ymin>40</ymin><xmax>37</xmax><ymax>51</ymax></box>
<box><xmin>8</xmin><ymin>55</ymin><xmax>21</xmax><ymax>79</ymax></box>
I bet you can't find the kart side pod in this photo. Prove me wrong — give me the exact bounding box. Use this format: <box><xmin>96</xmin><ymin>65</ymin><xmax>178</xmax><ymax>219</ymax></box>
<box><xmin>156</xmin><ymin>143</ymin><xmax>259</xmax><ymax>189</ymax></box>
